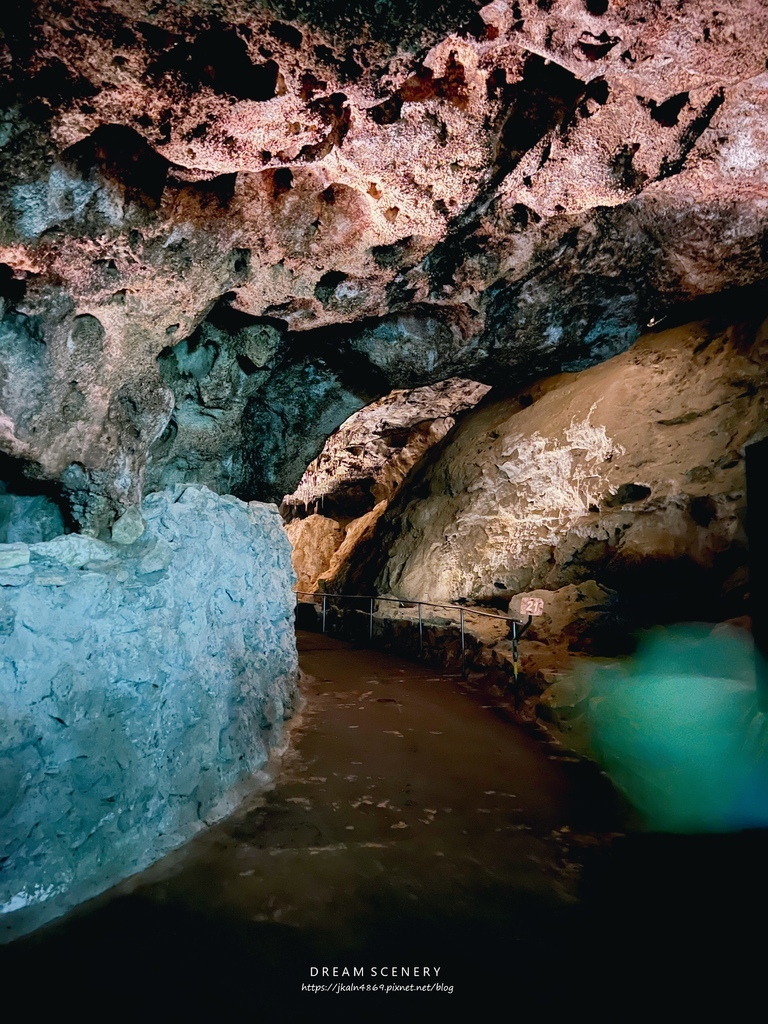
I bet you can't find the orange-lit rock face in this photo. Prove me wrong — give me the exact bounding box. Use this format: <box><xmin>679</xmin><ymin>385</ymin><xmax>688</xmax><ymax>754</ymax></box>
<box><xmin>0</xmin><ymin>1</ymin><xmax>767</xmax><ymax>528</ymax></box>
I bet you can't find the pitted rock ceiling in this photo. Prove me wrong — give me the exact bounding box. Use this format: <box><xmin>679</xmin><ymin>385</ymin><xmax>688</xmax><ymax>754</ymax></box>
<box><xmin>0</xmin><ymin>0</ymin><xmax>767</xmax><ymax>531</ymax></box>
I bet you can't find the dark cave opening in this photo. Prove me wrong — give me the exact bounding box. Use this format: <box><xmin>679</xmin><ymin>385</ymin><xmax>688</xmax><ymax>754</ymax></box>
<box><xmin>0</xmin><ymin>452</ymin><xmax>72</xmax><ymax>544</ymax></box>
<box><xmin>64</xmin><ymin>123</ymin><xmax>170</xmax><ymax>209</ymax></box>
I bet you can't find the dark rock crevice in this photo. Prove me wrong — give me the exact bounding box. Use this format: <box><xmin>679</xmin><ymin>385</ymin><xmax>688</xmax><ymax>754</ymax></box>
<box><xmin>64</xmin><ymin>124</ymin><xmax>171</xmax><ymax>211</ymax></box>
<box><xmin>424</xmin><ymin>53</ymin><xmax>592</xmax><ymax>293</ymax></box>
<box><xmin>147</xmin><ymin>25</ymin><xmax>283</xmax><ymax>102</ymax></box>
<box><xmin>657</xmin><ymin>88</ymin><xmax>726</xmax><ymax>182</ymax></box>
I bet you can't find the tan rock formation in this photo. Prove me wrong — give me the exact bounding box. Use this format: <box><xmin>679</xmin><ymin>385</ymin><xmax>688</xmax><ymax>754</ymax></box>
<box><xmin>285</xmin><ymin>513</ymin><xmax>343</xmax><ymax>592</ymax></box>
<box><xmin>363</xmin><ymin>316</ymin><xmax>766</xmax><ymax>623</ymax></box>
<box><xmin>283</xmin><ymin>377</ymin><xmax>489</xmax><ymax>514</ymax></box>
<box><xmin>283</xmin><ymin>378</ymin><xmax>489</xmax><ymax>589</ymax></box>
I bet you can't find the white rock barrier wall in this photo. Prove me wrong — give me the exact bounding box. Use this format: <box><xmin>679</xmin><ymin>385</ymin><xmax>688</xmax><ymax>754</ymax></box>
<box><xmin>0</xmin><ymin>485</ymin><xmax>298</xmax><ymax>941</ymax></box>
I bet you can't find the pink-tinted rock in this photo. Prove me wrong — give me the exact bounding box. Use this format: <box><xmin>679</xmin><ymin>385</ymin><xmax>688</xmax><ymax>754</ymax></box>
<box><xmin>0</xmin><ymin>2</ymin><xmax>766</xmax><ymax>525</ymax></box>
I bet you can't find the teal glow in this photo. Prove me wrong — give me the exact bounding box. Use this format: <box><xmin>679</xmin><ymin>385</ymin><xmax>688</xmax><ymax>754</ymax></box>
<box><xmin>575</xmin><ymin>625</ymin><xmax>768</xmax><ymax>833</ymax></box>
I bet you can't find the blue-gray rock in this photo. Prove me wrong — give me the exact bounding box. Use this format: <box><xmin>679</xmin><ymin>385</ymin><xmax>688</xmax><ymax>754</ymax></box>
<box><xmin>0</xmin><ymin>493</ymin><xmax>66</xmax><ymax>545</ymax></box>
<box><xmin>0</xmin><ymin>485</ymin><xmax>298</xmax><ymax>941</ymax></box>
<box><xmin>110</xmin><ymin>506</ymin><xmax>145</xmax><ymax>545</ymax></box>
<box><xmin>0</xmin><ymin>543</ymin><xmax>30</xmax><ymax>569</ymax></box>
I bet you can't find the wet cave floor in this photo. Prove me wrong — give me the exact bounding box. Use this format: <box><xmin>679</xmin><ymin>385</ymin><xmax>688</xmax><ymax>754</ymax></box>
<box><xmin>3</xmin><ymin>632</ymin><xmax>768</xmax><ymax>1014</ymax></box>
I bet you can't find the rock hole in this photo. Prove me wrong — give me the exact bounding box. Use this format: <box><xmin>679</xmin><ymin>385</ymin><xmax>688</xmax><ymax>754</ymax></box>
<box><xmin>690</xmin><ymin>495</ymin><xmax>718</xmax><ymax>527</ymax></box>
<box><xmin>157</xmin><ymin>415</ymin><xmax>178</xmax><ymax>446</ymax></box>
<box><xmin>236</xmin><ymin>353</ymin><xmax>260</xmax><ymax>376</ymax></box>
<box><xmin>494</xmin><ymin>55</ymin><xmax>588</xmax><ymax>179</ymax></box>
<box><xmin>657</xmin><ymin>89</ymin><xmax>724</xmax><ymax>180</ymax></box>
<box><xmin>65</xmin><ymin>124</ymin><xmax>170</xmax><ymax>210</ymax></box>
<box><xmin>0</xmin><ymin>264</ymin><xmax>28</xmax><ymax>304</ymax></box>
<box><xmin>606</xmin><ymin>483</ymin><xmax>652</xmax><ymax>507</ymax></box>
<box><xmin>315</xmin><ymin>271</ymin><xmax>347</xmax><ymax>306</ymax></box>
<box><xmin>486</xmin><ymin>67</ymin><xmax>507</xmax><ymax>100</ymax></box>
<box><xmin>268</xmin><ymin>21</ymin><xmax>303</xmax><ymax>48</ymax></box>
<box><xmin>611</xmin><ymin>142</ymin><xmax>646</xmax><ymax>190</ymax></box>
<box><xmin>300</xmin><ymin>72</ymin><xmax>327</xmax><ymax>100</ymax></box>
<box><xmin>313</xmin><ymin>44</ymin><xmax>336</xmax><ymax>64</ymax></box>
<box><xmin>0</xmin><ymin>451</ymin><xmax>71</xmax><ymax>543</ymax></box>
<box><xmin>577</xmin><ymin>31</ymin><xmax>620</xmax><ymax>60</ymax></box>
<box><xmin>272</xmin><ymin>167</ymin><xmax>293</xmax><ymax>198</ymax></box>
<box><xmin>368</xmin><ymin>94</ymin><xmax>403</xmax><ymax>125</ymax></box>
<box><xmin>150</xmin><ymin>26</ymin><xmax>280</xmax><ymax>102</ymax></box>
<box><xmin>584</xmin><ymin>77</ymin><xmax>610</xmax><ymax>108</ymax></box>
<box><xmin>233</xmin><ymin>249</ymin><xmax>250</xmax><ymax>276</ymax></box>
<box><xmin>370</xmin><ymin>237</ymin><xmax>412</xmax><ymax>269</ymax></box>
<box><xmin>339</xmin><ymin>50</ymin><xmax>364</xmax><ymax>80</ymax></box>
<box><xmin>649</xmin><ymin>92</ymin><xmax>689</xmax><ymax>127</ymax></box>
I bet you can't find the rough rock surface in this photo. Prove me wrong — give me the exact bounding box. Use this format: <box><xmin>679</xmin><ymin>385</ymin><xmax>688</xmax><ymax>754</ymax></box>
<box><xmin>349</xmin><ymin>316</ymin><xmax>767</xmax><ymax>623</ymax></box>
<box><xmin>284</xmin><ymin>377</ymin><xmax>489</xmax><ymax>518</ymax></box>
<box><xmin>286</xmin><ymin>511</ymin><xmax>344</xmax><ymax>593</ymax></box>
<box><xmin>1</xmin><ymin>2</ymin><xmax>767</xmax><ymax>524</ymax></box>
<box><xmin>284</xmin><ymin>377</ymin><xmax>489</xmax><ymax>589</ymax></box>
<box><xmin>0</xmin><ymin>485</ymin><xmax>298</xmax><ymax>941</ymax></box>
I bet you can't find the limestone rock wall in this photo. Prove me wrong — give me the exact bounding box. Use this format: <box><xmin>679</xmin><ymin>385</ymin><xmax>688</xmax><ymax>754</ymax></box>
<box><xmin>1</xmin><ymin>2</ymin><xmax>767</xmax><ymax>523</ymax></box>
<box><xmin>0</xmin><ymin>485</ymin><xmax>298</xmax><ymax>941</ymax></box>
<box><xmin>355</xmin><ymin>316</ymin><xmax>767</xmax><ymax>623</ymax></box>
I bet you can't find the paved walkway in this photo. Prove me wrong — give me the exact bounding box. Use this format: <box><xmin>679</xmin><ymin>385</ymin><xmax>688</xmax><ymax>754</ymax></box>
<box><xmin>0</xmin><ymin>633</ymin><xmax>645</xmax><ymax>1012</ymax></box>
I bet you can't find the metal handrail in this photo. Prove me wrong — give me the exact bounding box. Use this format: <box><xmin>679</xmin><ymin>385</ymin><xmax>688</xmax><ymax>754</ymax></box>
<box><xmin>295</xmin><ymin>589</ymin><xmax>531</xmax><ymax>678</ymax></box>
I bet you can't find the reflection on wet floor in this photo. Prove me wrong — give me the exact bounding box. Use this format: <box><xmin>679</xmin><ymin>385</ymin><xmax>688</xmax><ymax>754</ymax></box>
<box><xmin>3</xmin><ymin>633</ymin><xmax>767</xmax><ymax>1012</ymax></box>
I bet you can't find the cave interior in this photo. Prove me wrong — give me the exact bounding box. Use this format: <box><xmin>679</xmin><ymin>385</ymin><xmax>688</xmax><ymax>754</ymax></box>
<box><xmin>0</xmin><ymin>0</ymin><xmax>767</xmax><ymax>1008</ymax></box>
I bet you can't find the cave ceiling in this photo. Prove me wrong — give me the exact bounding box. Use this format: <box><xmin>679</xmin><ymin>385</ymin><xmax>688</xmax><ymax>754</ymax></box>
<box><xmin>0</xmin><ymin>0</ymin><xmax>766</xmax><ymax>528</ymax></box>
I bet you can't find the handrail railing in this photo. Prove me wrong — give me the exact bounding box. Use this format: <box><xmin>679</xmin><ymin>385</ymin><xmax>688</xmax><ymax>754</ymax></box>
<box><xmin>295</xmin><ymin>589</ymin><xmax>532</xmax><ymax>678</ymax></box>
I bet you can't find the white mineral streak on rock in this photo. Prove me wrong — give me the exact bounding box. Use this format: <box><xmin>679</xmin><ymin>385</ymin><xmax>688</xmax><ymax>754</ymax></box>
<box><xmin>0</xmin><ymin>543</ymin><xmax>30</xmax><ymax>569</ymax></box>
<box><xmin>377</xmin><ymin>321</ymin><xmax>767</xmax><ymax>604</ymax></box>
<box><xmin>384</xmin><ymin>411</ymin><xmax>626</xmax><ymax>602</ymax></box>
<box><xmin>0</xmin><ymin>884</ymin><xmax>63</xmax><ymax>915</ymax></box>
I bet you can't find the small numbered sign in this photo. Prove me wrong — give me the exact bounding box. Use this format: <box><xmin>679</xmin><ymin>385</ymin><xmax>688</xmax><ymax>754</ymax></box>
<box><xmin>520</xmin><ymin>595</ymin><xmax>544</xmax><ymax>617</ymax></box>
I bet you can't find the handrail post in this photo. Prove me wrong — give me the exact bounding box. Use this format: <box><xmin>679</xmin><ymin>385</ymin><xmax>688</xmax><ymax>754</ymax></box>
<box><xmin>512</xmin><ymin>618</ymin><xmax>519</xmax><ymax>708</ymax></box>
<box><xmin>369</xmin><ymin>597</ymin><xmax>374</xmax><ymax>640</ymax></box>
<box><xmin>512</xmin><ymin>617</ymin><xmax>518</xmax><ymax>679</ymax></box>
<box><xmin>322</xmin><ymin>593</ymin><xmax>327</xmax><ymax>633</ymax></box>
<box><xmin>418</xmin><ymin>602</ymin><xmax>423</xmax><ymax>652</ymax></box>
<box><xmin>460</xmin><ymin>607</ymin><xmax>465</xmax><ymax>677</ymax></box>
